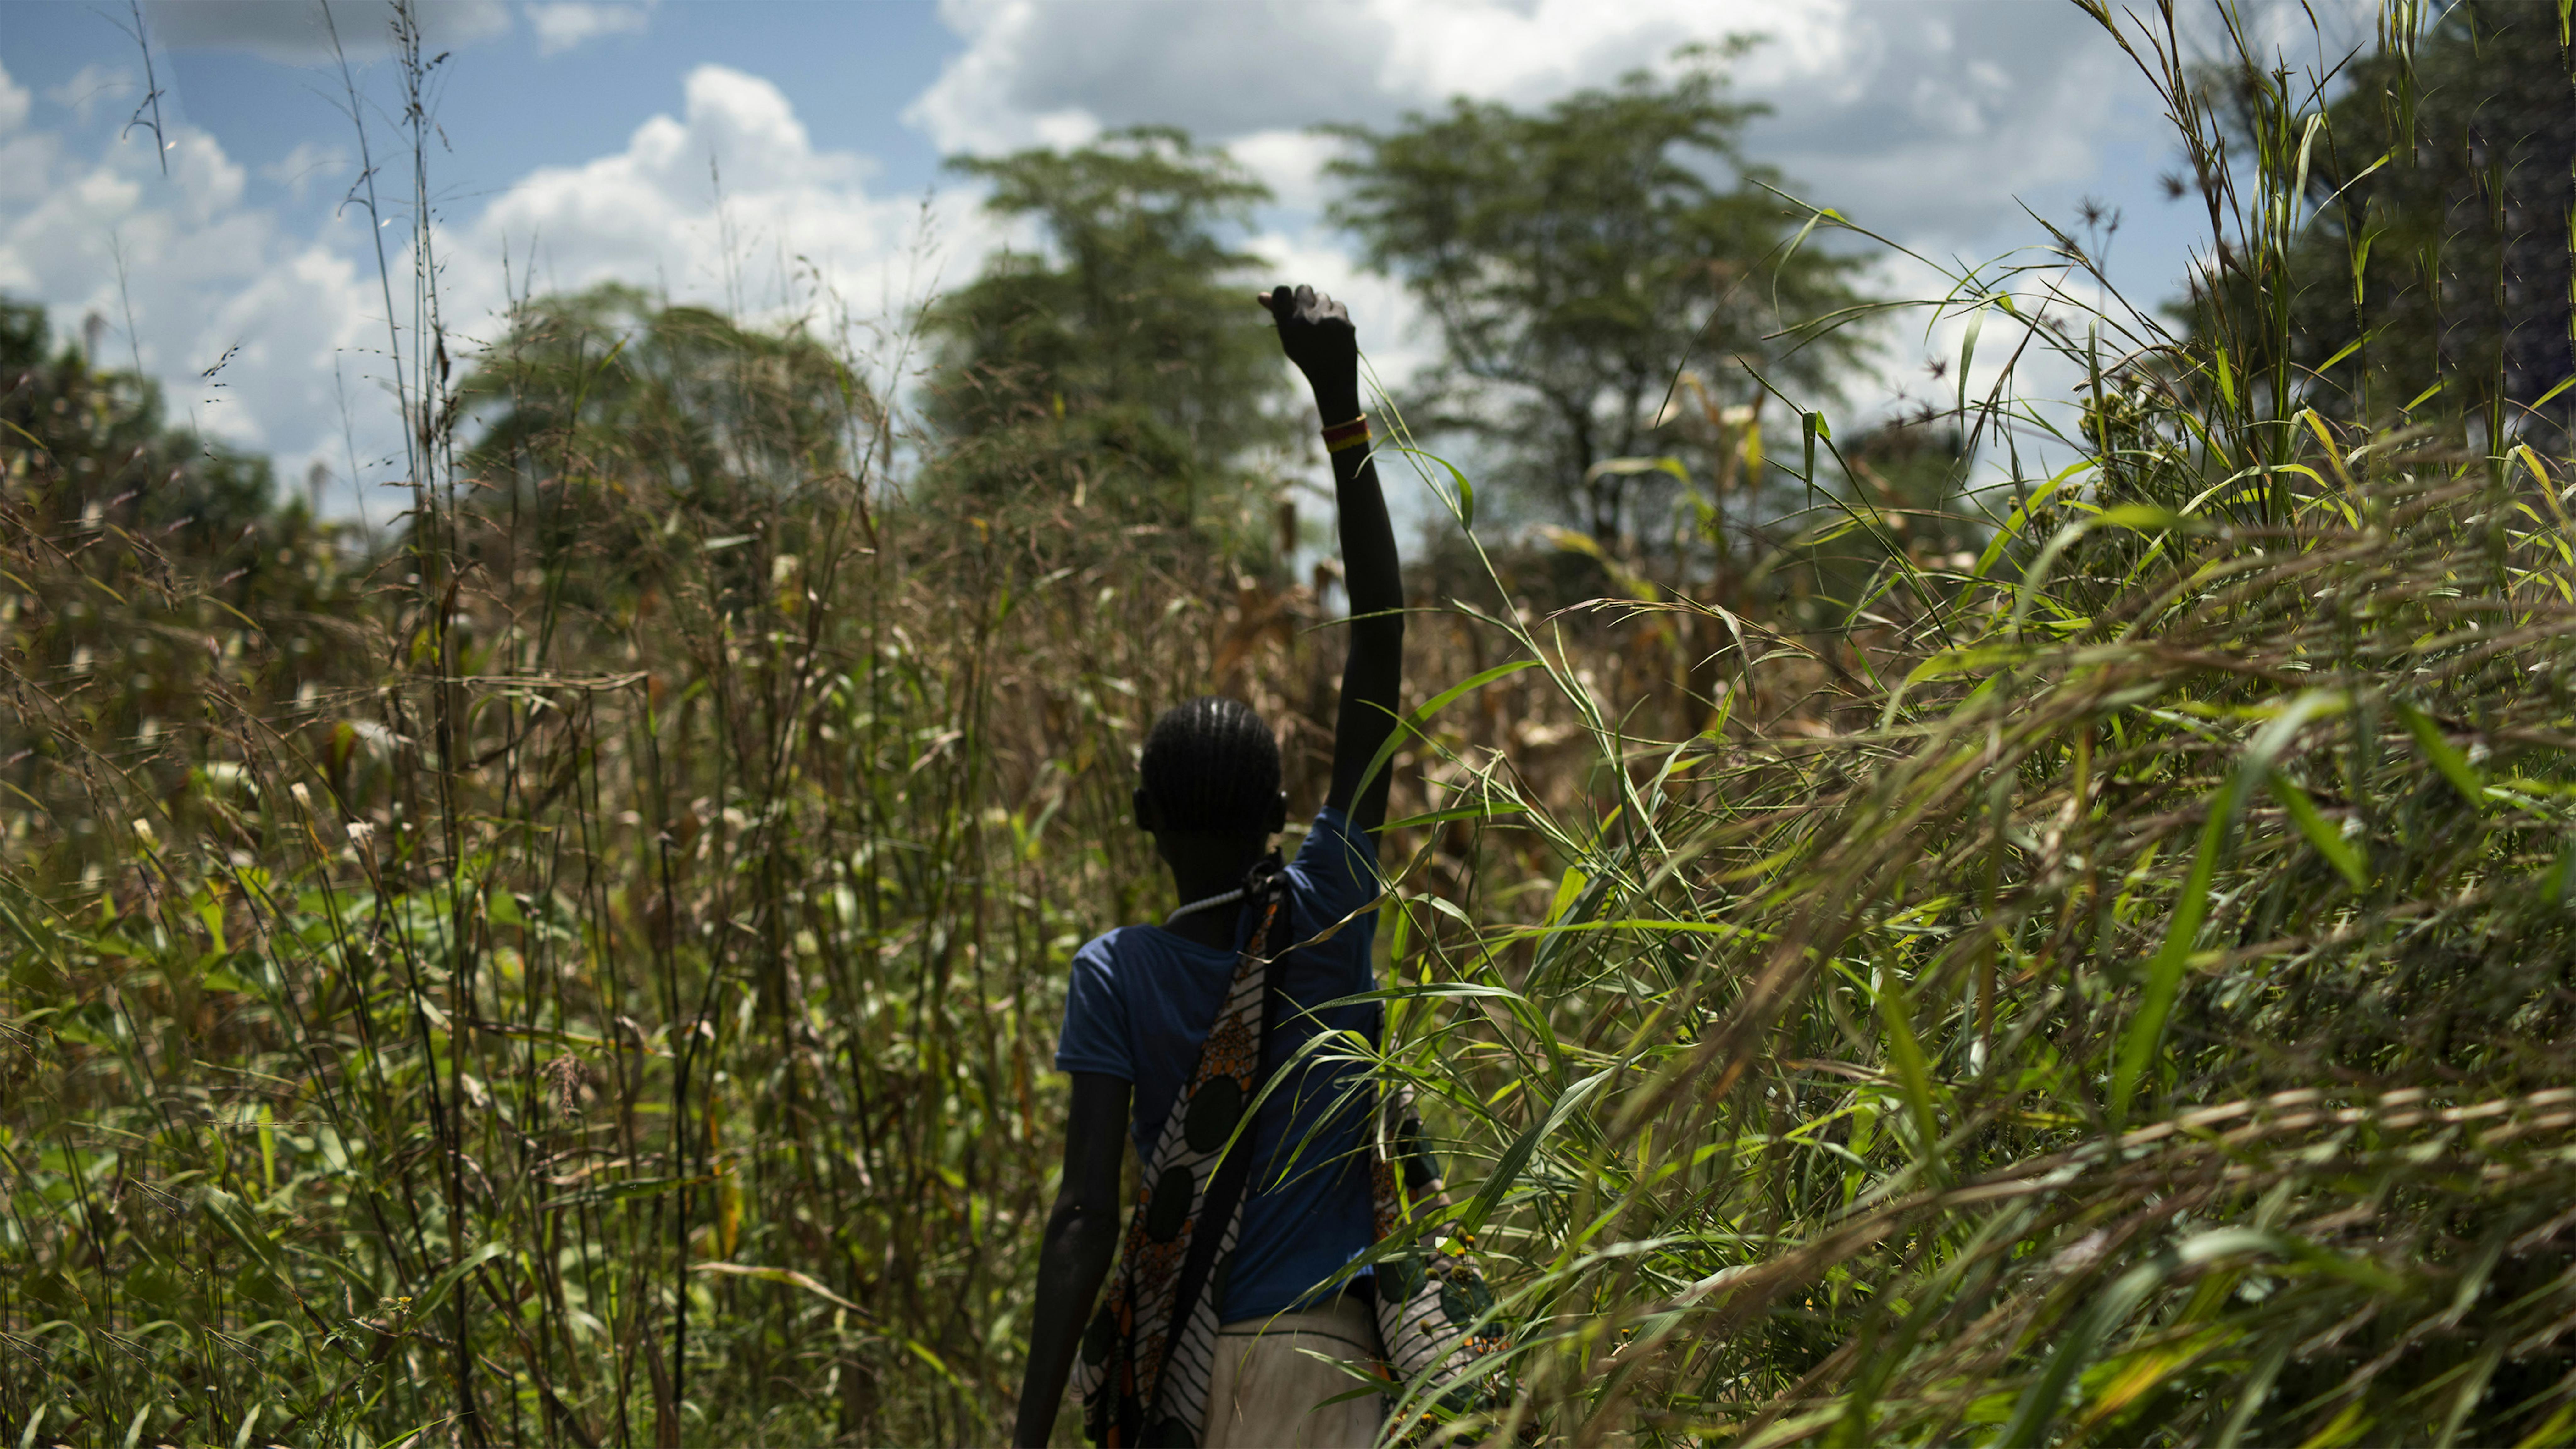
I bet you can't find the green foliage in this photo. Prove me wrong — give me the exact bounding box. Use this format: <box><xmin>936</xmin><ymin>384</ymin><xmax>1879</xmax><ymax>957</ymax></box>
<box><xmin>1</xmin><ymin>298</ymin><xmax>367</xmax><ymax>895</ymax></box>
<box><xmin>458</xmin><ymin>283</ymin><xmax>867</xmax><ymax>590</ymax></box>
<box><xmin>1326</xmin><ymin>46</ymin><xmax>1872</xmax><ymax>541</ymax></box>
<box><xmin>2179</xmin><ymin>0</ymin><xmax>2574</xmax><ymax>441</ymax></box>
<box><xmin>0</xmin><ymin>296</ymin><xmax>281</xmax><ymax>552</ymax></box>
<box><xmin>1</xmin><ymin>265</ymin><xmax>1320</xmax><ymax>1445</ymax></box>
<box><xmin>927</xmin><ymin>127</ymin><xmax>1293</xmax><ymax>543</ymax></box>
<box><xmin>6</xmin><ymin>5</ymin><xmax>2575</xmax><ymax>1447</ymax></box>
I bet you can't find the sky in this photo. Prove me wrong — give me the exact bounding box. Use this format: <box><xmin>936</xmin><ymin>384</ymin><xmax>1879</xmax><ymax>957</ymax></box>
<box><xmin>0</xmin><ymin>0</ymin><xmax>2341</xmax><ymax>521</ymax></box>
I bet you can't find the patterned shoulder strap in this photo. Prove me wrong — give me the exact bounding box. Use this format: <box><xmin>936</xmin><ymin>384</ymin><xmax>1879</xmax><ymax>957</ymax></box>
<box><xmin>1078</xmin><ymin>859</ymin><xmax>1293</xmax><ymax>1447</ymax></box>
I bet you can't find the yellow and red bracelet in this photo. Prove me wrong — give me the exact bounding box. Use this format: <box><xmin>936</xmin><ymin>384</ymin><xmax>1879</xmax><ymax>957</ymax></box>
<box><xmin>1322</xmin><ymin>415</ymin><xmax>1371</xmax><ymax>454</ymax></box>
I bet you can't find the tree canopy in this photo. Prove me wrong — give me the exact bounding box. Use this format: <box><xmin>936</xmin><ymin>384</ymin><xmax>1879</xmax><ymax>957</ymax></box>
<box><xmin>925</xmin><ymin>126</ymin><xmax>1292</xmax><ymax>538</ymax></box>
<box><xmin>1324</xmin><ymin>48</ymin><xmax>1872</xmax><ymax>543</ymax></box>
<box><xmin>456</xmin><ymin>283</ymin><xmax>867</xmax><ymax>595</ymax></box>
<box><xmin>1</xmin><ymin>297</ymin><xmax>280</xmax><ymax>556</ymax></box>
<box><xmin>463</xmin><ymin>285</ymin><xmax>860</xmax><ymax>510</ymax></box>
<box><xmin>2187</xmin><ymin>0</ymin><xmax>2573</xmax><ymax>440</ymax></box>
<box><xmin>0</xmin><ymin>295</ymin><xmax>364</xmax><ymax>839</ymax></box>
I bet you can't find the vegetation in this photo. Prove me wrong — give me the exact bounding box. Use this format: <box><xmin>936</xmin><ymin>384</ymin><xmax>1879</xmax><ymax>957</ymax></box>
<box><xmin>460</xmin><ymin>283</ymin><xmax>863</xmax><ymax>566</ymax></box>
<box><xmin>0</xmin><ymin>298</ymin><xmax>368</xmax><ymax>879</ymax></box>
<box><xmin>2184</xmin><ymin>0</ymin><xmax>2573</xmax><ymax>442</ymax></box>
<box><xmin>927</xmin><ymin>126</ymin><xmax>1294</xmax><ymax>543</ymax></box>
<box><xmin>3</xmin><ymin>3</ymin><xmax>2573</xmax><ymax>1447</ymax></box>
<box><xmin>1325</xmin><ymin>48</ymin><xmax>1871</xmax><ymax>543</ymax></box>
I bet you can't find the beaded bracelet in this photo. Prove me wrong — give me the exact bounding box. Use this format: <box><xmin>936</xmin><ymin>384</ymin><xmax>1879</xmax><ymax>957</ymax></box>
<box><xmin>1322</xmin><ymin>415</ymin><xmax>1371</xmax><ymax>454</ymax></box>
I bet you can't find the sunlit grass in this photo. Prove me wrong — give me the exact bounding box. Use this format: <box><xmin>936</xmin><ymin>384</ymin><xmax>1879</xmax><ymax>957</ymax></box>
<box><xmin>4</xmin><ymin>2</ymin><xmax>2573</xmax><ymax>1446</ymax></box>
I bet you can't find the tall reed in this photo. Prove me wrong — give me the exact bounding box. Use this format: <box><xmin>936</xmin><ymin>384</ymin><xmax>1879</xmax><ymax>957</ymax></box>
<box><xmin>2</xmin><ymin>2</ymin><xmax>2570</xmax><ymax>1446</ymax></box>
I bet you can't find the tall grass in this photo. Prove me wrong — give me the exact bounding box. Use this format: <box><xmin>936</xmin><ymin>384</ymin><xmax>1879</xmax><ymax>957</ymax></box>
<box><xmin>3</xmin><ymin>2</ymin><xmax>2571</xmax><ymax>1446</ymax></box>
<box><xmin>1350</xmin><ymin>6</ymin><xmax>2576</xmax><ymax>1442</ymax></box>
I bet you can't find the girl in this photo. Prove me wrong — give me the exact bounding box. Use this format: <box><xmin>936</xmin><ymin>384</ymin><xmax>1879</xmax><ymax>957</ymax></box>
<box><xmin>1012</xmin><ymin>285</ymin><xmax>1404</xmax><ymax>1449</ymax></box>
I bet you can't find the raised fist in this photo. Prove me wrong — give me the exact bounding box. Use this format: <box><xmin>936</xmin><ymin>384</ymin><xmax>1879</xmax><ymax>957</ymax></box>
<box><xmin>1260</xmin><ymin>284</ymin><xmax>1359</xmax><ymax>416</ymax></box>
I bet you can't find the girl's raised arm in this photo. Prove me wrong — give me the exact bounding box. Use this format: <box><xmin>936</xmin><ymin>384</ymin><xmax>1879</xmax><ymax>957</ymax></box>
<box><xmin>1263</xmin><ymin>285</ymin><xmax>1404</xmax><ymax>832</ymax></box>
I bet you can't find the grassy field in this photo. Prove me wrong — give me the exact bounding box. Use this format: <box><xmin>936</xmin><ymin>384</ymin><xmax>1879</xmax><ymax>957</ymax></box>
<box><xmin>4</xmin><ymin>3</ymin><xmax>2574</xmax><ymax>1446</ymax></box>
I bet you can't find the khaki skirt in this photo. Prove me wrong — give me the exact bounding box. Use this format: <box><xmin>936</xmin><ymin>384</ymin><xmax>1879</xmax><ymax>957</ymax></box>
<box><xmin>1200</xmin><ymin>1293</ymin><xmax>1385</xmax><ymax>1448</ymax></box>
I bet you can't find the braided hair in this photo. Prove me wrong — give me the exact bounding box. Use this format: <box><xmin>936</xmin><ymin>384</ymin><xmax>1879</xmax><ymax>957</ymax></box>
<box><xmin>1139</xmin><ymin>696</ymin><xmax>1281</xmax><ymax>835</ymax></box>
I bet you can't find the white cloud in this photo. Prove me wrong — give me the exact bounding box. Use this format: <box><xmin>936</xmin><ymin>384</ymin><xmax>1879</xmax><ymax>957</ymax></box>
<box><xmin>1030</xmin><ymin>108</ymin><xmax>1101</xmax><ymax>151</ymax></box>
<box><xmin>258</xmin><ymin>139</ymin><xmax>351</xmax><ymax>200</ymax></box>
<box><xmin>525</xmin><ymin>1</ymin><xmax>653</xmax><ymax>57</ymax></box>
<box><xmin>44</xmin><ymin>64</ymin><xmax>136</xmax><ymax>126</ymax></box>
<box><xmin>0</xmin><ymin>60</ymin><xmax>31</xmax><ymax>135</ymax></box>
<box><xmin>0</xmin><ymin>53</ymin><xmax>380</xmax><ymax>503</ymax></box>
<box><xmin>0</xmin><ymin>110</ymin><xmax>54</xmax><ymax>230</ymax></box>
<box><xmin>911</xmin><ymin>0</ymin><xmax>2140</xmax><ymax>252</ymax></box>
<box><xmin>448</xmin><ymin>63</ymin><xmax>974</xmax><ymax>333</ymax></box>
<box><xmin>1228</xmin><ymin>129</ymin><xmax>1339</xmax><ymax>215</ymax></box>
<box><xmin>909</xmin><ymin>0</ymin><xmax>1389</xmax><ymax>158</ymax></box>
<box><xmin>140</xmin><ymin>0</ymin><xmax>512</xmax><ymax>63</ymax></box>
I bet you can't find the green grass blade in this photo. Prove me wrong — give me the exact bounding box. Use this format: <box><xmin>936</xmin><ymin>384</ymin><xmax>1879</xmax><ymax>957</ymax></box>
<box><xmin>1459</xmin><ymin>1067</ymin><xmax>1615</xmax><ymax>1237</ymax></box>
<box><xmin>1874</xmin><ymin>973</ymin><xmax>1942</xmax><ymax>1174</ymax></box>
<box><xmin>2395</xmin><ymin>700</ymin><xmax>2486</xmax><ymax>809</ymax></box>
<box><xmin>2268</xmin><ymin>770</ymin><xmax>2366</xmax><ymax>890</ymax></box>
<box><xmin>1349</xmin><ymin>660</ymin><xmax>1542</xmax><ymax>814</ymax></box>
<box><xmin>2111</xmin><ymin>800</ymin><xmax>2227</xmax><ymax>1125</ymax></box>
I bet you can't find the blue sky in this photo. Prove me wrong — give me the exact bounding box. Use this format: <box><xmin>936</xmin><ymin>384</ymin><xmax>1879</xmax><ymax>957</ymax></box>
<box><xmin>8</xmin><ymin>2</ymin><xmax>959</xmax><ymax>224</ymax></box>
<box><xmin>0</xmin><ymin>0</ymin><xmax>2322</xmax><ymax>518</ymax></box>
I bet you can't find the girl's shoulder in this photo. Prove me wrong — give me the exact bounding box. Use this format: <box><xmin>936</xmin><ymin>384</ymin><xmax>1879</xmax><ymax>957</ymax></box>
<box><xmin>1074</xmin><ymin>923</ymin><xmax>1231</xmax><ymax>977</ymax></box>
<box><xmin>1286</xmin><ymin>807</ymin><xmax>1383</xmax><ymax>913</ymax></box>
<box><xmin>1073</xmin><ymin>923</ymin><xmax>1145</xmax><ymax>971</ymax></box>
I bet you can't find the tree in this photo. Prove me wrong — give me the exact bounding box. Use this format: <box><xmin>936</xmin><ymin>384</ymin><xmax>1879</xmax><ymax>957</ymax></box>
<box><xmin>926</xmin><ymin>127</ymin><xmax>1291</xmax><ymax>537</ymax></box>
<box><xmin>0</xmin><ymin>296</ymin><xmax>279</xmax><ymax>555</ymax></box>
<box><xmin>1324</xmin><ymin>47</ymin><xmax>1872</xmax><ymax>545</ymax></box>
<box><xmin>457</xmin><ymin>284</ymin><xmax>866</xmax><ymax>599</ymax></box>
<box><xmin>2186</xmin><ymin>1</ymin><xmax>2573</xmax><ymax>441</ymax></box>
<box><xmin>0</xmin><ymin>296</ymin><xmax>366</xmax><ymax>875</ymax></box>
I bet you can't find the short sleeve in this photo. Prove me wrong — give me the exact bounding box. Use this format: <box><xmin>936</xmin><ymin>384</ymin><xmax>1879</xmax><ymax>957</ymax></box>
<box><xmin>1054</xmin><ymin>936</ymin><xmax>1133</xmax><ymax>1079</ymax></box>
<box><xmin>1289</xmin><ymin>806</ymin><xmax>1382</xmax><ymax>918</ymax></box>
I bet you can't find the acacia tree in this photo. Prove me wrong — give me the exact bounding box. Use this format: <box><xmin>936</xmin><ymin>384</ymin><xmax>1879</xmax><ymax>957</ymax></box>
<box><xmin>2183</xmin><ymin>0</ymin><xmax>2573</xmax><ymax>444</ymax></box>
<box><xmin>926</xmin><ymin>126</ymin><xmax>1293</xmax><ymax>539</ymax></box>
<box><xmin>0</xmin><ymin>297</ymin><xmax>365</xmax><ymax>877</ymax></box>
<box><xmin>457</xmin><ymin>283</ymin><xmax>865</xmax><ymax>606</ymax></box>
<box><xmin>1324</xmin><ymin>48</ymin><xmax>1871</xmax><ymax>544</ymax></box>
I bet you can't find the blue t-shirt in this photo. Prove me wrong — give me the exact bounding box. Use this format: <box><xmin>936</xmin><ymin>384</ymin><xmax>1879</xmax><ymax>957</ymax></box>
<box><xmin>1055</xmin><ymin>808</ymin><xmax>1383</xmax><ymax>1323</ymax></box>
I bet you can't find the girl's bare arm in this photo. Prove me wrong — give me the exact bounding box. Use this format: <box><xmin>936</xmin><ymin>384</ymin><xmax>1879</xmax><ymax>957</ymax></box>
<box><xmin>1263</xmin><ymin>285</ymin><xmax>1404</xmax><ymax>832</ymax></box>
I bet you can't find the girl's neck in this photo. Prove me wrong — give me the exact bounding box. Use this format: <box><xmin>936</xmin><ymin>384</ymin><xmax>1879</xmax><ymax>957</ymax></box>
<box><xmin>1158</xmin><ymin>838</ymin><xmax>1270</xmax><ymax>950</ymax></box>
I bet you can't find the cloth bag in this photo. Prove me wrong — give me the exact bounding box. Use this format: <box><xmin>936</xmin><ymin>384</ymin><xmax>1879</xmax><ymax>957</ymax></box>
<box><xmin>1365</xmin><ymin>1087</ymin><xmax>1510</xmax><ymax>1432</ymax></box>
